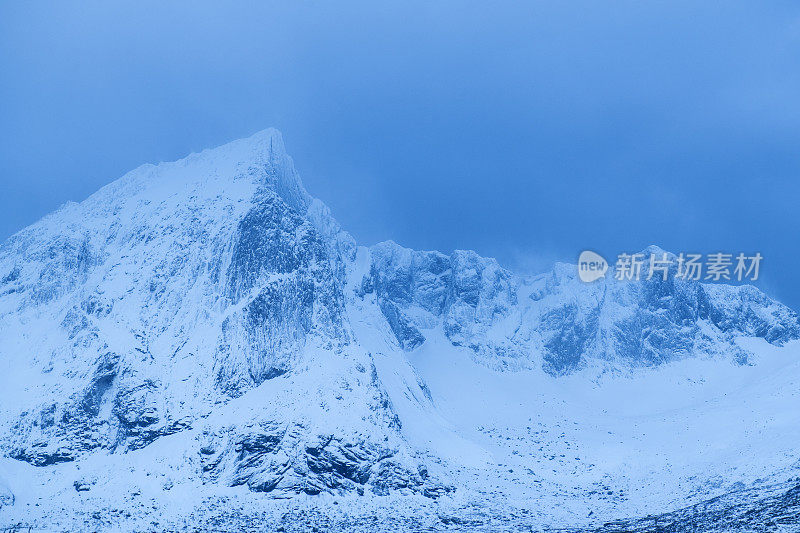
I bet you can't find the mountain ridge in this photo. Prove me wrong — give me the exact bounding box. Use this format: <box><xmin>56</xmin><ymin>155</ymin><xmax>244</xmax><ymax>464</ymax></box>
<box><xmin>1</xmin><ymin>129</ymin><xmax>799</xmax><ymax>531</ymax></box>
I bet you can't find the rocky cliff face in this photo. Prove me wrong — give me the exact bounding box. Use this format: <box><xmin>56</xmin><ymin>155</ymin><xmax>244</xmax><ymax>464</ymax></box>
<box><xmin>363</xmin><ymin>241</ymin><xmax>520</xmax><ymax>366</ymax></box>
<box><xmin>520</xmin><ymin>251</ymin><xmax>799</xmax><ymax>374</ymax></box>
<box><xmin>0</xmin><ymin>130</ymin><xmax>437</xmax><ymax>497</ymax></box>
<box><xmin>364</xmin><ymin>243</ymin><xmax>799</xmax><ymax>374</ymax></box>
<box><xmin>216</xmin><ymin>188</ymin><xmax>347</xmax><ymax>396</ymax></box>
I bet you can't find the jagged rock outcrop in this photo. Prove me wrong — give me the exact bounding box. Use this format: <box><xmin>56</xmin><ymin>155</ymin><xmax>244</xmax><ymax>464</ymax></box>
<box><xmin>364</xmin><ymin>241</ymin><xmax>521</xmax><ymax>367</ymax></box>
<box><xmin>199</xmin><ymin>423</ymin><xmax>438</xmax><ymax>497</ymax></box>
<box><xmin>515</xmin><ymin>250</ymin><xmax>800</xmax><ymax>374</ymax></box>
<box><xmin>365</xmin><ymin>242</ymin><xmax>799</xmax><ymax>374</ymax></box>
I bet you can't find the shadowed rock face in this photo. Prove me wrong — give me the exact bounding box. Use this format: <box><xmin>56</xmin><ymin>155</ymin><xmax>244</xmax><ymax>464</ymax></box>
<box><xmin>215</xmin><ymin>189</ymin><xmax>347</xmax><ymax>396</ymax></box>
<box><xmin>366</xmin><ymin>241</ymin><xmax>520</xmax><ymax>366</ymax></box>
<box><xmin>199</xmin><ymin>422</ymin><xmax>441</xmax><ymax>497</ymax></box>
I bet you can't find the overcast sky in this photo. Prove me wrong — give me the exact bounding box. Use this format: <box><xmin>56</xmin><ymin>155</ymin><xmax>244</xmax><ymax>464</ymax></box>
<box><xmin>1</xmin><ymin>1</ymin><xmax>799</xmax><ymax>307</ymax></box>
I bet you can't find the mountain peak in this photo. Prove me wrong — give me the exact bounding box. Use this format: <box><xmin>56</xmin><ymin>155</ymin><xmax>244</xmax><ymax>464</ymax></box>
<box><xmin>110</xmin><ymin>128</ymin><xmax>312</xmax><ymax>217</ymax></box>
<box><xmin>189</xmin><ymin>128</ymin><xmax>311</xmax><ymax>212</ymax></box>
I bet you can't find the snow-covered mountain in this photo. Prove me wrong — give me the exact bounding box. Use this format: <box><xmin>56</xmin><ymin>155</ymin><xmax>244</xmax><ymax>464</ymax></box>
<box><xmin>366</xmin><ymin>241</ymin><xmax>798</xmax><ymax>374</ymax></box>
<box><xmin>1</xmin><ymin>129</ymin><xmax>799</xmax><ymax>531</ymax></box>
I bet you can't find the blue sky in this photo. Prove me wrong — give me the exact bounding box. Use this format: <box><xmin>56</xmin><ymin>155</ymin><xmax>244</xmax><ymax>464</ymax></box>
<box><xmin>1</xmin><ymin>1</ymin><xmax>799</xmax><ymax>307</ymax></box>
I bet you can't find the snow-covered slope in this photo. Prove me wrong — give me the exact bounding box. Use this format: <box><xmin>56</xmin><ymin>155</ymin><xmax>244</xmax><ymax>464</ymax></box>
<box><xmin>1</xmin><ymin>129</ymin><xmax>798</xmax><ymax>531</ymax></box>
<box><xmin>0</xmin><ymin>130</ymin><xmax>439</xmax><ymax>499</ymax></box>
